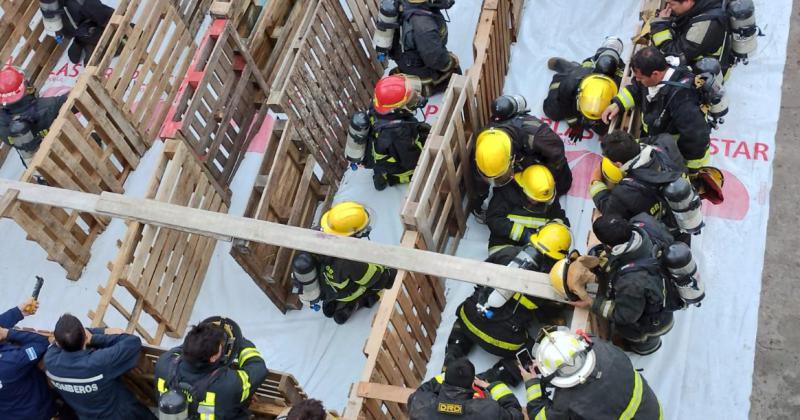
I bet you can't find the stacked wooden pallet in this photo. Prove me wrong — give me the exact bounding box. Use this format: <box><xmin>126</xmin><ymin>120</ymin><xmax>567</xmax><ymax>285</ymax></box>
<box><xmin>231</xmin><ymin>119</ymin><xmax>333</xmax><ymax>313</ymax></box>
<box><xmin>232</xmin><ymin>0</ymin><xmax>382</xmax><ymax>312</ymax></box>
<box><xmin>88</xmin><ymin>140</ymin><xmax>228</xmax><ymax>344</ymax></box>
<box><xmin>11</xmin><ymin>72</ymin><xmax>149</xmax><ymax>279</ymax></box>
<box><xmin>162</xmin><ymin>18</ymin><xmax>269</xmax><ymax>190</ymax></box>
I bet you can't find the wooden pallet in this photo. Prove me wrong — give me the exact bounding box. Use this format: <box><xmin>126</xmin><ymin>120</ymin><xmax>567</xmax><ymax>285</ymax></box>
<box><xmin>8</xmin><ymin>72</ymin><xmax>149</xmax><ymax>279</ymax></box>
<box><xmin>270</xmin><ymin>0</ymin><xmax>381</xmax><ymax>185</ymax></box>
<box><xmin>122</xmin><ymin>343</ymin><xmax>311</xmax><ymax>419</ymax></box>
<box><xmin>470</xmin><ymin>0</ymin><xmax>523</xmax><ymax>128</ymax></box>
<box><xmin>88</xmin><ymin>139</ymin><xmax>229</xmax><ymax>344</ymax></box>
<box><xmin>231</xmin><ymin>119</ymin><xmax>333</xmax><ymax>313</ymax></box>
<box><xmin>86</xmin><ymin>0</ymin><xmax>208</xmax><ymax>141</ymax></box>
<box><xmin>162</xmin><ymin>18</ymin><xmax>269</xmax><ymax>189</ymax></box>
<box><xmin>401</xmin><ymin>75</ymin><xmax>478</xmax><ymax>254</ymax></box>
<box><xmin>344</xmin><ymin>231</ymin><xmax>447</xmax><ymax>419</ymax></box>
<box><xmin>247</xmin><ymin>0</ymin><xmax>318</xmax><ymax>86</ymax></box>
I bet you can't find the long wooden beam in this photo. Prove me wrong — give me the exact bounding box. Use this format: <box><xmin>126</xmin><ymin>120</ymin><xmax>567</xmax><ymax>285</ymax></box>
<box><xmin>0</xmin><ymin>179</ymin><xmax>563</xmax><ymax>301</ymax></box>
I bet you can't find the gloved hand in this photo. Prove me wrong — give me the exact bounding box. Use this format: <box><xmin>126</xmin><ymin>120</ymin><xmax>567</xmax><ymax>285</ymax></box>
<box><xmin>567</xmin><ymin>122</ymin><xmax>585</xmax><ymax>142</ymax></box>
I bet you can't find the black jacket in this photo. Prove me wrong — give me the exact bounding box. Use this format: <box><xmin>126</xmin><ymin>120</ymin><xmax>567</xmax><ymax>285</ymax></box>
<box><xmin>59</xmin><ymin>0</ymin><xmax>114</xmax><ymax>44</ymax></box>
<box><xmin>651</xmin><ymin>0</ymin><xmax>730</xmax><ymax>70</ymax></box>
<box><xmin>154</xmin><ymin>340</ymin><xmax>268</xmax><ymax>420</ymax></box>
<box><xmin>613</xmin><ymin>66</ymin><xmax>710</xmax><ymax>168</ymax></box>
<box><xmin>392</xmin><ymin>3</ymin><xmax>450</xmax><ymax>78</ymax></box>
<box><xmin>486</xmin><ymin>182</ymin><xmax>568</xmax><ymax>252</ymax></box>
<box><xmin>525</xmin><ymin>339</ymin><xmax>662</xmax><ymax>419</ymax></box>
<box><xmin>44</xmin><ymin>330</ymin><xmax>153</xmax><ymax>420</ymax></box>
<box><xmin>543</xmin><ymin>57</ymin><xmax>625</xmax><ymax>131</ymax></box>
<box><xmin>366</xmin><ymin>110</ymin><xmax>428</xmax><ymax>184</ymax></box>
<box><xmin>488</xmin><ymin>114</ymin><xmax>572</xmax><ymax>195</ymax></box>
<box><xmin>592</xmin><ymin>223</ymin><xmax>674</xmax><ymax>340</ymax></box>
<box><xmin>0</xmin><ymin>94</ymin><xmax>68</xmax><ymax>150</ymax></box>
<box><xmin>592</xmin><ymin>134</ymin><xmax>686</xmax><ymax>223</ymax></box>
<box><xmin>408</xmin><ymin>374</ymin><xmax>523</xmax><ymax>420</ymax></box>
<box><xmin>317</xmin><ymin>255</ymin><xmax>395</xmax><ymax>304</ymax></box>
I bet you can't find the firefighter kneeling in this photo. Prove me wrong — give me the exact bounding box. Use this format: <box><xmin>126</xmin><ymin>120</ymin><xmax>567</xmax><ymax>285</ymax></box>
<box><xmin>0</xmin><ymin>65</ymin><xmax>68</xmax><ymax>169</ymax></box>
<box><xmin>520</xmin><ymin>329</ymin><xmax>663</xmax><ymax>419</ymax></box>
<box><xmin>155</xmin><ymin>317</ymin><xmax>268</xmax><ymax>420</ymax></box>
<box><xmin>292</xmin><ymin>202</ymin><xmax>397</xmax><ymax>324</ymax></box>
<box><xmin>444</xmin><ymin>222</ymin><xmax>572</xmax><ymax>388</ymax></box>
<box><xmin>408</xmin><ymin>358</ymin><xmax>523</xmax><ymax>419</ymax></box>
<box><xmin>345</xmin><ymin>74</ymin><xmax>430</xmax><ymax>191</ymax></box>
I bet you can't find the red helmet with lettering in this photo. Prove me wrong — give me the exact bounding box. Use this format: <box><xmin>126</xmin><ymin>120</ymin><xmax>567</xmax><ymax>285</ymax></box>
<box><xmin>0</xmin><ymin>65</ymin><xmax>26</xmax><ymax>107</ymax></box>
<box><xmin>373</xmin><ymin>74</ymin><xmax>422</xmax><ymax>114</ymax></box>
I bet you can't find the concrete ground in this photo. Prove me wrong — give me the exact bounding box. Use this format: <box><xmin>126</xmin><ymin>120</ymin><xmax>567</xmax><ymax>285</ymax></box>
<box><xmin>749</xmin><ymin>1</ymin><xmax>800</xmax><ymax>418</ymax></box>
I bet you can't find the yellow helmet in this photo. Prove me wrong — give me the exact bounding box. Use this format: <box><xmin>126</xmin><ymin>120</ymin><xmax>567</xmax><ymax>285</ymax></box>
<box><xmin>513</xmin><ymin>164</ymin><xmax>555</xmax><ymax>203</ymax></box>
<box><xmin>529</xmin><ymin>222</ymin><xmax>572</xmax><ymax>261</ymax></box>
<box><xmin>549</xmin><ymin>258</ymin><xmax>570</xmax><ymax>299</ymax></box>
<box><xmin>601</xmin><ymin>157</ymin><xmax>624</xmax><ymax>184</ymax></box>
<box><xmin>475</xmin><ymin>128</ymin><xmax>513</xmax><ymax>181</ymax></box>
<box><xmin>577</xmin><ymin>74</ymin><xmax>618</xmax><ymax>120</ymax></box>
<box><xmin>320</xmin><ymin>202</ymin><xmax>370</xmax><ymax>236</ymax></box>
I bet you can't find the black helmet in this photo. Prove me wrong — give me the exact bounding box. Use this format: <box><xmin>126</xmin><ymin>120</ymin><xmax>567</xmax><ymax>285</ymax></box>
<box><xmin>594</xmin><ymin>54</ymin><xmax>619</xmax><ymax>77</ymax></box>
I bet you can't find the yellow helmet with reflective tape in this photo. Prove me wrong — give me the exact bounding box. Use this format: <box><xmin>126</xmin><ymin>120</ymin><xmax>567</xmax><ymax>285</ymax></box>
<box><xmin>530</xmin><ymin>222</ymin><xmax>572</xmax><ymax>261</ymax></box>
<box><xmin>475</xmin><ymin>128</ymin><xmax>513</xmax><ymax>180</ymax></box>
<box><xmin>601</xmin><ymin>157</ymin><xmax>624</xmax><ymax>184</ymax></box>
<box><xmin>320</xmin><ymin>201</ymin><xmax>370</xmax><ymax>236</ymax></box>
<box><xmin>514</xmin><ymin>164</ymin><xmax>555</xmax><ymax>203</ymax></box>
<box><xmin>577</xmin><ymin>74</ymin><xmax>618</xmax><ymax>120</ymax></box>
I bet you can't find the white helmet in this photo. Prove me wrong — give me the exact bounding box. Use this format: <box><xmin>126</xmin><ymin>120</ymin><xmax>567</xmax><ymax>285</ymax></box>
<box><xmin>534</xmin><ymin>330</ymin><xmax>596</xmax><ymax>388</ymax></box>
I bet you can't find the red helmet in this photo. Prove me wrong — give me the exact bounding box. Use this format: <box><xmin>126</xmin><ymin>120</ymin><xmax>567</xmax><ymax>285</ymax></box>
<box><xmin>373</xmin><ymin>74</ymin><xmax>420</xmax><ymax>114</ymax></box>
<box><xmin>0</xmin><ymin>66</ymin><xmax>26</xmax><ymax>107</ymax></box>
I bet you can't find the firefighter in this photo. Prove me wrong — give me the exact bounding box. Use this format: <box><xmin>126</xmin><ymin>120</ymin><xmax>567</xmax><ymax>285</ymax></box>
<box><xmin>443</xmin><ymin>222</ymin><xmax>572</xmax><ymax>387</ymax></box>
<box><xmin>38</xmin><ymin>0</ymin><xmax>115</xmax><ymax>64</ymax></box>
<box><xmin>347</xmin><ymin>74</ymin><xmax>430</xmax><ymax>191</ymax></box>
<box><xmin>650</xmin><ymin>0</ymin><xmax>731</xmax><ymax>73</ymax></box>
<box><xmin>407</xmin><ymin>358</ymin><xmax>524</xmax><ymax>420</ymax></box>
<box><xmin>543</xmin><ymin>36</ymin><xmax>626</xmax><ymax>140</ymax></box>
<box><xmin>0</xmin><ymin>299</ymin><xmax>57</xmax><ymax>420</ymax></box>
<box><xmin>591</xmin><ymin>131</ymin><xmax>686</xmax><ymax>222</ymax></box>
<box><xmin>601</xmin><ymin>47</ymin><xmax>711</xmax><ymax>171</ymax></box>
<box><xmin>474</xmin><ymin>97</ymin><xmax>571</xmax><ymax>219</ymax></box>
<box><xmin>45</xmin><ymin>314</ymin><xmax>155</xmax><ymax>419</ymax></box>
<box><xmin>291</xmin><ymin>202</ymin><xmax>397</xmax><ymax>324</ymax></box>
<box><xmin>0</xmin><ymin>65</ymin><xmax>68</xmax><ymax>168</ymax></box>
<box><xmin>385</xmin><ymin>0</ymin><xmax>461</xmax><ymax>95</ymax></box>
<box><xmin>155</xmin><ymin>319</ymin><xmax>268</xmax><ymax>420</ymax></box>
<box><xmin>485</xmin><ymin>164</ymin><xmax>569</xmax><ymax>255</ymax></box>
<box><xmin>572</xmin><ymin>216</ymin><xmax>676</xmax><ymax>355</ymax></box>
<box><xmin>521</xmin><ymin>330</ymin><xmax>663</xmax><ymax>419</ymax></box>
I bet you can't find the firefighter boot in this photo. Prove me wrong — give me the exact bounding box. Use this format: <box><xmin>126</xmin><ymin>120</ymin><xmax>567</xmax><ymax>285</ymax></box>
<box><xmin>333</xmin><ymin>301</ymin><xmax>361</xmax><ymax>325</ymax></box>
<box><xmin>443</xmin><ymin>320</ymin><xmax>474</xmax><ymax>370</ymax></box>
<box><xmin>477</xmin><ymin>358</ymin><xmax>523</xmax><ymax>387</ymax></box>
<box><xmin>547</xmin><ymin>57</ymin><xmax>580</xmax><ymax>74</ymax></box>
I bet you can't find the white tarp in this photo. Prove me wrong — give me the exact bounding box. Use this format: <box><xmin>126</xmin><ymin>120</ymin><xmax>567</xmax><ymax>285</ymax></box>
<box><xmin>0</xmin><ymin>0</ymin><xmax>791</xmax><ymax>417</ymax></box>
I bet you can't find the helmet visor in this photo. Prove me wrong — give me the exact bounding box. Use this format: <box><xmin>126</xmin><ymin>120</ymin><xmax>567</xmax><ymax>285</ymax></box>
<box><xmin>483</xmin><ymin>165</ymin><xmax>513</xmax><ymax>188</ymax></box>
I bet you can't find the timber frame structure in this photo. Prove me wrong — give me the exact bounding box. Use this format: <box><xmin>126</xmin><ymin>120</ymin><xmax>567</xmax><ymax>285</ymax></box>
<box><xmin>0</xmin><ymin>0</ymin><xmax>664</xmax><ymax>418</ymax></box>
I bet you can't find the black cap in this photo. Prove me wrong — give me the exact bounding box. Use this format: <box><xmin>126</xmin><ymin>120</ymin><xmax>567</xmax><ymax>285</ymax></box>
<box><xmin>444</xmin><ymin>358</ymin><xmax>475</xmax><ymax>389</ymax></box>
<box><xmin>593</xmin><ymin>216</ymin><xmax>632</xmax><ymax>247</ymax></box>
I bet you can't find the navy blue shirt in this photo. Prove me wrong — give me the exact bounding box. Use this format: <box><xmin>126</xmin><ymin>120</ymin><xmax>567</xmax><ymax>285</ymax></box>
<box><xmin>45</xmin><ymin>329</ymin><xmax>152</xmax><ymax>420</ymax></box>
<box><xmin>0</xmin><ymin>307</ymin><xmax>54</xmax><ymax>420</ymax></box>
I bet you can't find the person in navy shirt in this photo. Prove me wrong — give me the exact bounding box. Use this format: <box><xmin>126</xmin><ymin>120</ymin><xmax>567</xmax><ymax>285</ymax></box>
<box><xmin>0</xmin><ymin>298</ymin><xmax>56</xmax><ymax>419</ymax></box>
<box><xmin>45</xmin><ymin>314</ymin><xmax>155</xmax><ymax>419</ymax></box>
